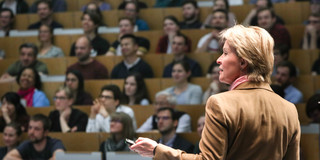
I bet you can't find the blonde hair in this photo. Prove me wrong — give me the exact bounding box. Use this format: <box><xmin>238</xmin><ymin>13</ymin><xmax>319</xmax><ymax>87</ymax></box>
<box><xmin>55</xmin><ymin>86</ymin><xmax>74</xmax><ymax>99</ymax></box>
<box><xmin>220</xmin><ymin>25</ymin><xmax>274</xmax><ymax>83</ymax></box>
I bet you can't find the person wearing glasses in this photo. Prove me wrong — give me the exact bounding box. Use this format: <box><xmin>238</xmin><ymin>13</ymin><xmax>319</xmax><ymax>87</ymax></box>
<box><xmin>49</xmin><ymin>86</ymin><xmax>88</xmax><ymax>132</ymax></box>
<box><xmin>64</xmin><ymin>70</ymin><xmax>93</xmax><ymax>105</ymax></box>
<box><xmin>86</xmin><ymin>84</ymin><xmax>137</xmax><ymax>132</ymax></box>
<box><xmin>124</xmin><ymin>1</ymin><xmax>149</xmax><ymax>31</ymax></box>
<box><xmin>302</xmin><ymin>13</ymin><xmax>320</xmax><ymax>50</ymax></box>
<box><xmin>155</xmin><ymin>107</ymin><xmax>194</xmax><ymax>153</ymax></box>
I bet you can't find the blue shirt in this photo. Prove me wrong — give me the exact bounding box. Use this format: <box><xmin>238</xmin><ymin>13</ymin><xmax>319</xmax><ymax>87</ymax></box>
<box><xmin>284</xmin><ymin>85</ymin><xmax>303</xmax><ymax>104</ymax></box>
<box><xmin>136</xmin><ymin>19</ymin><xmax>149</xmax><ymax>31</ymax></box>
<box><xmin>33</xmin><ymin>90</ymin><xmax>50</xmax><ymax>107</ymax></box>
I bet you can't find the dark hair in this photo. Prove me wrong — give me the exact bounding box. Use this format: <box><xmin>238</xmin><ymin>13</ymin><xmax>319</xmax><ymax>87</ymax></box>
<box><xmin>262</xmin><ymin>0</ymin><xmax>273</xmax><ymax>8</ymax></box>
<box><xmin>101</xmin><ymin>84</ymin><xmax>122</xmax><ymax>102</ymax></box>
<box><xmin>212</xmin><ymin>9</ymin><xmax>229</xmax><ymax>21</ymax></box>
<box><xmin>5</xmin><ymin>122</ymin><xmax>22</xmax><ymax>136</ymax></box>
<box><xmin>110</xmin><ymin>112</ymin><xmax>135</xmax><ymax>140</ymax></box>
<box><xmin>172</xmin><ymin>60</ymin><xmax>192</xmax><ymax>81</ymax></box>
<box><xmin>36</xmin><ymin>0</ymin><xmax>53</xmax><ymax>10</ymax></box>
<box><xmin>214</xmin><ymin>0</ymin><xmax>229</xmax><ymax>10</ymax></box>
<box><xmin>1</xmin><ymin>92</ymin><xmax>28</xmax><ymax>121</ymax></box>
<box><xmin>120</xmin><ymin>34</ymin><xmax>137</xmax><ymax>45</ymax></box>
<box><xmin>19</xmin><ymin>43</ymin><xmax>38</xmax><ymax>58</ymax></box>
<box><xmin>30</xmin><ymin>114</ymin><xmax>51</xmax><ymax>131</ymax></box>
<box><xmin>306</xmin><ymin>94</ymin><xmax>320</xmax><ymax>118</ymax></box>
<box><xmin>173</xmin><ymin>33</ymin><xmax>189</xmax><ymax>46</ymax></box>
<box><xmin>310</xmin><ymin>13</ymin><xmax>320</xmax><ymax>18</ymax></box>
<box><xmin>163</xmin><ymin>15</ymin><xmax>180</xmax><ymax>27</ymax></box>
<box><xmin>125</xmin><ymin>1</ymin><xmax>140</xmax><ymax>13</ymax></box>
<box><xmin>274</xmin><ymin>43</ymin><xmax>289</xmax><ymax>58</ymax></box>
<box><xmin>0</xmin><ymin>8</ymin><xmax>14</xmax><ymax>19</ymax></box>
<box><xmin>81</xmin><ymin>11</ymin><xmax>102</xmax><ymax>33</ymax></box>
<box><xmin>157</xmin><ymin>107</ymin><xmax>178</xmax><ymax>121</ymax></box>
<box><xmin>182</xmin><ymin>0</ymin><xmax>198</xmax><ymax>9</ymax></box>
<box><xmin>256</xmin><ymin>7</ymin><xmax>276</xmax><ymax>18</ymax></box>
<box><xmin>123</xmin><ymin>72</ymin><xmax>150</xmax><ymax>104</ymax></box>
<box><xmin>270</xmin><ymin>84</ymin><xmax>285</xmax><ymax>98</ymax></box>
<box><xmin>207</xmin><ymin>61</ymin><xmax>219</xmax><ymax>74</ymax></box>
<box><xmin>65</xmin><ymin>70</ymin><xmax>85</xmax><ymax>92</ymax></box>
<box><xmin>38</xmin><ymin>24</ymin><xmax>54</xmax><ymax>43</ymax></box>
<box><xmin>16</xmin><ymin>67</ymin><xmax>42</xmax><ymax>90</ymax></box>
<box><xmin>84</xmin><ymin>3</ymin><xmax>105</xmax><ymax>26</ymax></box>
<box><xmin>119</xmin><ymin>17</ymin><xmax>135</xmax><ymax>26</ymax></box>
<box><xmin>277</xmin><ymin>61</ymin><xmax>297</xmax><ymax>78</ymax></box>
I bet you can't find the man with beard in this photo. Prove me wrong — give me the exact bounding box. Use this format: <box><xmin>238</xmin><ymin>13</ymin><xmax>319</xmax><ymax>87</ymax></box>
<box><xmin>67</xmin><ymin>36</ymin><xmax>108</xmax><ymax>79</ymax></box>
<box><xmin>0</xmin><ymin>43</ymin><xmax>48</xmax><ymax>81</ymax></box>
<box><xmin>28</xmin><ymin>0</ymin><xmax>63</xmax><ymax>30</ymax></box>
<box><xmin>156</xmin><ymin>107</ymin><xmax>194</xmax><ymax>153</ymax></box>
<box><xmin>195</xmin><ymin>9</ymin><xmax>228</xmax><ymax>53</ymax></box>
<box><xmin>4</xmin><ymin>114</ymin><xmax>65</xmax><ymax>160</ymax></box>
<box><xmin>179</xmin><ymin>0</ymin><xmax>202</xmax><ymax>29</ymax></box>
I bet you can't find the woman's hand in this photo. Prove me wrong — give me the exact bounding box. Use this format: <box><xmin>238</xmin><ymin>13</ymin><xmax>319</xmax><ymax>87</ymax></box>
<box><xmin>1</xmin><ymin>106</ymin><xmax>11</xmax><ymax>124</ymax></box>
<box><xmin>60</xmin><ymin>108</ymin><xmax>71</xmax><ymax>120</ymax></box>
<box><xmin>89</xmin><ymin>99</ymin><xmax>101</xmax><ymax>118</ymax></box>
<box><xmin>130</xmin><ymin>137</ymin><xmax>158</xmax><ymax>158</ymax></box>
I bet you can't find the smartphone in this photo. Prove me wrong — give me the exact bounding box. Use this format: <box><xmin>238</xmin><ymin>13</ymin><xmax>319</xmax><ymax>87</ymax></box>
<box><xmin>125</xmin><ymin>138</ymin><xmax>135</xmax><ymax>146</ymax></box>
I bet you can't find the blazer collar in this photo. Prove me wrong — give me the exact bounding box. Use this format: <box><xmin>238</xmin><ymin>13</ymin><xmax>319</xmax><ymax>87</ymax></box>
<box><xmin>233</xmin><ymin>82</ymin><xmax>273</xmax><ymax>92</ymax></box>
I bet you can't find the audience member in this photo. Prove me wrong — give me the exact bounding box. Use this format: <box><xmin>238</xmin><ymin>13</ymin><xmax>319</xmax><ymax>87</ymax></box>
<box><xmin>81</xmin><ymin>0</ymin><xmax>111</xmax><ymax>11</ymax></box>
<box><xmin>106</xmin><ymin>17</ymin><xmax>150</xmax><ymax>56</ymax></box>
<box><xmin>99</xmin><ymin>112</ymin><xmax>136</xmax><ymax>160</ymax></box>
<box><xmin>154</xmin><ymin>0</ymin><xmax>184</xmax><ymax>8</ymax></box>
<box><xmin>0</xmin><ymin>8</ymin><xmax>14</xmax><ymax>36</ymax></box>
<box><xmin>302</xmin><ymin>13</ymin><xmax>320</xmax><ymax>50</ymax></box>
<box><xmin>202</xmin><ymin>0</ymin><xmax>236</xmax><ymax>28</ymax></box>
<box><xmin>0</xmin><ymin>92</ymin><xmax>29</xmax><ymax>132</ymax></box>
<box><xmin>243</xmin><ymin>0</ymin><xmax>284</xmax><ymax>26</ymax></box>
<box><xmin>49</xmin><ymin>86</ymin><xmax>88</xmax><ymax>133</ymax></box>
<box><xmin>4</xmin><ymin>114</ymin><xmax>65</xmax><ymax>159</ymax></box>
<box><xmin>0</xmin><ymin>123</ymin><xmax>22</xmax><ymax>159</ymax></box>
<box><xmin>193</xmin><ymin>114</ymin><xmax>205</xmax><ymax>154</ymax></box>
<box><xmin>124</xmin><ymin>1</ymin><xmax>149</xmax><ymax>31</ymax></box>
<box><xmin>64</xmin><ymin>70</ymin><xmax>93</xmax><ymax>105</ymax></box>
<box><xmin>70</xmin><ymin>11</ymin><xmax>110</xmax><ymax>56</ymax></box>
<box><xmin>156</xmin><ymin>15</ymin><xmax>192</xmax><ymax>53</ymax></box>
<box><xmin>86</xmin><ymin>84</ymin><xmax>137</xmax><ymax>132</ymax></box>
<box><xmin>202</xmin><ymin>61</ymin><xmax>228</xmax><ymax>104</ymax></box>
<box><xmin>162</xmin><ymin>60</ymin><xmax>203</xmax><ymax>105</ymax></box>
<box><xmin>118</xmin><ymin>0</ymin><xmax>147</xmax><ymax>9</ymax></box>
<box><xmin>28</xmin><ymin>0</ymin><xmax>63</xmax><ymax>30</ymax></box>
<box><xmin>179</xmin><ymin>0</ymin><xmax>202</xmax><ymax>29</ymax></box>
<box><xmin>30</xmin><ymin>0</ymin><xmax>66</xmax><ymax>13</ymax></box>
<box><xmin>310</xmin><ymin>0</ymin><xmax>320</xmax><ymax>15</ymax></box>
<box><xmin>16</xmin><ymin>67</ymin><xmax>50</xmax><ymax>107</ymax></box>
<box><xmin>163</xmin><ymin>34</ymin><xmax>202</xmax><ymax>77</ymax></box>
<box><xmin>156</xmin><ymin>107</ymin><xmax>194</xmax><ymax>153</ymax></box>
<box><xmin>67</xmin><ymin>36</ymin><xmax>108</xmax><ymax>79</ymax></box>
<box><xmin>257</xmin><ymin>7</ymin><xmax>291</xmax><ymax>48</ymax></box>
<box><xmin>111</xmin><ymin>34</ymin><xmax>154</xmax><ymax>79</ymax></box>
<box><xmin>196</xmin><ymin>9</ymin><xmax>228</xmax><ymax>53</ymax></box>
<box><xmin>0</xmin><ymin>43</ymin><xmax>48</xmax><ymax>81</ymax></box>
<box><xmin>275</xmin><ymin>61</ymin><xmax>303</xmax><ymax>104</ymax></box>
<box><xmin>81</xmin><ymin>2</ymin><xmax>106</xmax><ymax>26</ymax></box>
<box><xmin>123</xmin><ymin>72</ymin><xmax>150</xmax><ymax>105</ymax></box>
<box><xmin>37</xmin><ymin>24</ymin><xmax>64</xmax><ymax>58</ymax></box>
<box><xmin>137</xmin><ymin>91</ymin><xmax>191</xmax><ymax>133</ymax></box>
<box><xmin>0</xmin><ymin>0</ymin><xmax>28</xmax><ymax>14</ymax></box>
<box><xmin>306</xmin><ymin>93</ymin><xmax>320</xmax><ymax>123</ymax></box>
<box><xmin>272</xmin><ymin>43</ymin><xmax>289</xmax><ymax>76</ymax></box>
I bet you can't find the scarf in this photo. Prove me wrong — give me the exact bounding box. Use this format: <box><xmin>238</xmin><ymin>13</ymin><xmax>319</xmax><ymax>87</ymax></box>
<box><xmin>229</xmin><ymin>76</ymin><xmax>249</xmax><ymax>91</ymax></box>
<box><xmin>17</xmin><ymin>87</ymin><xmax>35</xmax><ymax>107</ymax></box>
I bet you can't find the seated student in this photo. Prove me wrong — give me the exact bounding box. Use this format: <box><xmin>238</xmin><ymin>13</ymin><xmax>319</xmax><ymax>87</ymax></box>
<box><xmin>37</xmin><ymin>24</ymin><xmax>64</xmax><ymax>58</ymax></box>
<box><xmin>70</xmin><ymin>11</ymin><xmax>110</xmax><ymax>56</ymax></box>
<box><xmin>202</xmin><ymin>0</ymin><xmax>236</xmax><ymax>28</ymax></box>
<box><xmin>193</xmin><ymin>114</ymin><xmax>205</xmax><ymax>154</ymax></box>
<box><xmin>179</xmin><ymin>0</ymin><xmax>202</xmax><ymax>29</ymax></box>
<box><xmin>0</xmin><ymin>8</ymin><xmax>15</xmax><ymax>37</ymax></box>
<box><xmin>272</xmin><ymin>43</ymin><xmax>289</xmax><ymax>76</ymax></box>
<box><xmin>306</xmin><ymin>93</ymin><xmax>320</xmax><ymax>123</ymax></box>
<box><xmin>28</xmin><ymin>0</ymin><xmax>63</xmax><ymax>30</ymax></box>
<box><xmin>137</xmin><ymin>91</ymin><xmax>191</xmax><ymax>133</ymax></box>
<box><xmin>81</xmin><ymin>2</ymin><xmax>106</xmax><ymax>26</ymax></box>
<box><xmin>118</xmin><ymin>0</ymin><xmax>147</xmax><ymax>9</ymax></box>
<box><xmin>162</xmin><ymin>60</ymin><xmax>203</xmax><ymax>105</ymax></box>
<box><xmin>0</xmin><ymin>92</ymin><xmax>29</xmax><ymax>132</ymax></box>
<box><xmin>302</xmin><ymin>13</ymin><xmax>320</xmax><ymax>50</ymax></box>
<box><xmin>156</xmin><ymin>107</ymin><xmax>194</xmax><ymax>153</ymax></box>
<box><xmin>156</xmin><ymin>15</ymin><xmax>192</xmax><ymax>54</ymax></box>
<box><xmin>0</xmin><ymin>0</ymin><xmax>28</xmax><ymax>14</ymax></box>
<box><xmin>16</xmin><ymin>67</ymin><xmax>50</xmax><ymax>107</ymax></box>
<box><xmin>64</xmin><ymin>70</ymin><xmax>93</xmax><ymax>105</ymax></box>
<box><xmin>106</xmin><ymin>17</ymin><xmax>150</xmax><ymax>56</ymax></box>
<box><xmin>123</xmin><ymin>1</ymin><xmax>149</xmax><ymax>31</ymax></box>
<box><xmin>123</xmin><ymin>72</ymin><xmax>150</xmax><ymax>105</ymax></box>
<box><xmin>202</xmin><ymin>61</ymin><xmax>228</xmax><ymax>104</ymax></box>
<box><xmin>4</xmin><ymin>114</ymin><xmax>65</xmax><ymax>160</ymax></box>
<box><xmin>81</xmin><ymin>0</ymin><xmax>111</xmax><ymax>11</ymax></box>
<box><xmin>242</xmin><ymin>0</ymin><xmax>284</xmax><ymax>26</ymax></box>
<box><xmin>49</xmin><ymin>86</ymin><xmax>88</xmax><ymax>132</ymax></box>
<box><xmin>99</xmin><ymin>112</ymin><xmax>136</xmax><ymax>160</ymax></box>
<box><xmin>86</xmin><ymin>84</ymin><xmax>137</xmax><ymax>132</ymax></box>
<box><xmin>0</xmin><ymin>123</ymin><xmax>23</xmax><ymax>159</ymax></box>
<box><xmin>111</xmin><ymin>34</ymin><xmax>153</xmax><ymax>79</ymax></box>
<box><xmin>30</xmin><ymin>0</ymin><xmax>66</xmax><ymax>13</ymax></box>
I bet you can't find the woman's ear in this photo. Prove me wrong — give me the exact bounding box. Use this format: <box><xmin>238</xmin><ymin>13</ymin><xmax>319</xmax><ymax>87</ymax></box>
<box><xmin>240</xmin><ymin>59</ymin><xmax>248</xmax><ymax>70</ymax></box>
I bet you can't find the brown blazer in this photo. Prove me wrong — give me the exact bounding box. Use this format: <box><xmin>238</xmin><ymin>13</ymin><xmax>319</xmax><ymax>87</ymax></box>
<box><xmin>154</xmin><ymin>82</ymin><xmax>300</xmax><ymax>160</ymax></box>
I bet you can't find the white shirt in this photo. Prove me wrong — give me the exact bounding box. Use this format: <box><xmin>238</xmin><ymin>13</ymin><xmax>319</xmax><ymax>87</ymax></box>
<box><xmin>197</xmin><ymin>32</ymin><xmax>219</xmax><ymax>52</ymax></box>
